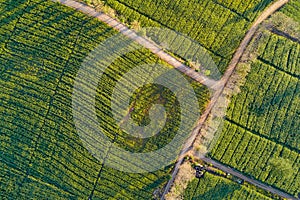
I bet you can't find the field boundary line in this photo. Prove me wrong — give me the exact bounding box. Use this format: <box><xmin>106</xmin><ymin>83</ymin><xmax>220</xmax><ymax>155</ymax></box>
<box><xmin>51</xmin><ymin>0</ymin><xmax>290</xmax><ymax>199</ymax></box>
<box><xmin>52</xmin><ymin>0</ymin><xmax>217</xmax><ymax>88</ymax></box>
<box><xmin>257</xmin><ymin>56</ymin><xmax>300</xmax><ymax>79</ymax></box>
<box><xmin>162</xmin><ymin>0</ymin><xmax>289</xmax><ymax>198</ymax></box>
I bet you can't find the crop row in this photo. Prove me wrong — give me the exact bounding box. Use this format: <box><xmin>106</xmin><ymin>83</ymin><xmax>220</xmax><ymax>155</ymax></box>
<box><xmin>256</xmin><ymin>31</ymin><xmax>300</xmax><ymax>77</ymax></box>
<box><xmin>214</xmin><ymin>0</ymin><xmax>274</xmax><ymax>21</ymax></box>
<box><xmin>280</xmin><ymin>0</ymin><xmax>300</xmax><ymax>23</ymax></box>
<box><xmin>0</xmin><ymin>161</ymin><xmax>75</xmax><ymax>200</ymax></box>
<box><xmin>210</xmin><ymin>121</ymin><xmax>300</xmax><ymax>196</ymax></box>
<box><xmin>0</xmin><ymin>0</ymin><xmax>145</xmax><ymax>199</ymax></box>
<box><xmin>1</xmin><ymin>41</ymin><xmax>170</xmax><ymax>200</ymax></box>
<box><xmin>225</xmin><ymin>30</ymin><xmax>300</xmax><ymax>150</ymax></box>
<box><xmin>226</xmin><ymin>60</ymin><xmax>300</xmax><ymax>150</ymax></box>
<box><xmin>98</xmin><ymin>0</ymin><xmax>264</xmax><ymax>73</ymax></box>
<box><xmin>184</xmin><ymin>172</ymin><xmax>272</xmax><ymax>200</ymax></box>
<box><xmin>0</xmin><ymin>0</ymin><xmax>209</xmax><ymax>199</ymax></box>
<box><xmin>210</xmin><ymin>28</ymin><xmax>300</xmax><ymax>197</ymax></box>
<box><xmin>227</xmin><ymin>30</ymin><xmax>299</xmax><ymax>146</ymax></box>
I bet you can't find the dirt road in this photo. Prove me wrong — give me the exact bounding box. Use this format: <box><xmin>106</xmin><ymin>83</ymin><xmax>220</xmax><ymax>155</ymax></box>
<box><xmin>202</xmin><ymin>157</ymin><xmax>298</xmax><ymax>200</ymax></box>
<box><xmin>52</xmin><ymin>0</ymin><xmax>290</xmax><ymax>199</ymax></box>
<box><xmin>161</xmin><ymin>0</ymin><xmax>289</xmax><ymax>198</ymax></box>
<box><xmin>53</xmin><ymin>0</ymin><xmax>217</xmax><ymax>88</ymax></box>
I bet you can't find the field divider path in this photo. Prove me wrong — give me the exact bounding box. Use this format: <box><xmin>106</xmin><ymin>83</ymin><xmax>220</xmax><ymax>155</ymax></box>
<box><xmin>202</xmin><ymin>157</ymin><xmax>298</xmax><ymax>200</ymax></box>
<box><xmin>52</xmin><ymin>0</ymin><xmax>217</xmax><ymax>88</ymax></box>
<box><xmin>51</xmin><ymin>0</ymin><xmax>291</xmax><ymax>199</ymax></box>
<box><xmin>161</xmin><ymin>0</ymin><xmax>289</xmax><ymax>198</ymax></box>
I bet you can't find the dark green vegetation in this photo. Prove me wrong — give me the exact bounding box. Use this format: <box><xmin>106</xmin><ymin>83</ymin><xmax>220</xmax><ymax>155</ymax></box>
<box><xmin>96</xmin><ymin>60</ymin><xmax>209</xmax><ymax>153</ymax></box>
<box><xmin>209</xmin><ymin>28</ymin><xmax>300</xmax><ymax>196</ymax></box>
<box><xmin>184</xmin><ymin>173</ymin><xmax>271</xmax><ymax>200</ymax></box>
<box><xmin>227</xmin><ymin>31</ymin><xmax>300</xmax><ymax>149</ymax></box>
<box><xmin>84</xmin><ymin>0</ymin><xmax>275</xmax><ymax>73</ymax></box>
<box><xmin>0</xmin><ymin>0</ymin><xmax>209</xmax><ymax>199</ymax></box>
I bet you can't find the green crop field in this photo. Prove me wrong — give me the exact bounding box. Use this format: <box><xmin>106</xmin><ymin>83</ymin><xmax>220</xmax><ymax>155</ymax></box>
<box><xmin>83</xmin><ymin>0</ymin><xmax>275</xmax><ymax>73</ymax></box>
<box><xmin>209</xmin><ymin>28</ymin><xmax>300</xmax><ymax>196</ymax></box>
<box><xmin>1</xmin><ymin>0</ymin><xmax>299</xmax><ymax>199</ymax></box>
<box><xmin>0</xmin><ymin>0</ymin><xmax>210</xmax><ymax>199</ymax></box>
<box><xmin>226</xmin><ymin>31</ymin><xmax>300</xmax><ymax>149</ymax></box>
<box><xmin>184</xmin><ymin>173</ymin><xmax>272</xmax><ymax>200</ymax></box>
<box><xmin>280</xmin><ymin>0</ymin><xmax>300</xmax><ymax>23</ymax></box>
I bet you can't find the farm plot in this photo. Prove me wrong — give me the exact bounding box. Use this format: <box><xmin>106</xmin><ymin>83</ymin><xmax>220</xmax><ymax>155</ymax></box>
<box><xmin>226</xmin><ymin>31</ymin><xmax>300</xmax><ymax>150</ymax></box>
<box><xmin>0</xmin><ymin>0</ymin><xmax>209</xmax><ymax>199</ymax></box>
<box><xmin>82</xmin><ymin>0</ymin><xmax>276</xmax><ymax>73</ymax></box>
<box><xmin>210</xmin><ymin>121</ymin><xmax>300</xmax><ymax>196</ymax></box>
<box><xmin>209</xmin><ymin>30</ymin><xmax>300</xmax><ymax>197</ymax></box>
<box><xmin>184</xmin><ymin>172</ymin><xmax>272</xmax><ymax>200</ymax></box>
<box><xmin>94</xmin><ymin>49</ymin><xmax>209</xmax><ymax>154</ymax></box>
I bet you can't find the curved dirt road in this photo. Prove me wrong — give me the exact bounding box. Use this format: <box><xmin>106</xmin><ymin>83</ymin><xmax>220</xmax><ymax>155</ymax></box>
<box><xmin>161</xmin><ymin>0</ymin><xmax>289</xmax><ymax>198</ymax></box>
<box><xmin>52</xmin><ymin>0</ymin><xmax>290</xmax><ymax>199</ymax></box>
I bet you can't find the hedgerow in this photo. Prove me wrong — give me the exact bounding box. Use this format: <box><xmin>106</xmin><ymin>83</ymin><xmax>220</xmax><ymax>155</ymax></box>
<box><xmin>82</xmin><ymin>0</ymin><xmax>275</xmax><ymax>73</ymax></box>
<box><xmin>210</xmin><ymin>29</ymin><xmax>300</xmax><ymax>197</ymax></box>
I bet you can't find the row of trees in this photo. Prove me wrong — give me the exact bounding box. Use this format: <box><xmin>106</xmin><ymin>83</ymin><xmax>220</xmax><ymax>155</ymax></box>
<box><xmin>100</xmin><ymin>0</ymin><xmax>256</xmax><ymax>73</ymax></box>
<box><xmin>226</xmin><ymin>31</ymin><xmax>300</xmax><ymax>150</ymax></box>
<box><xmin>209</xmin><ymin>25</ymin><xmax>300</xmax><ymax>198</ymax></box>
